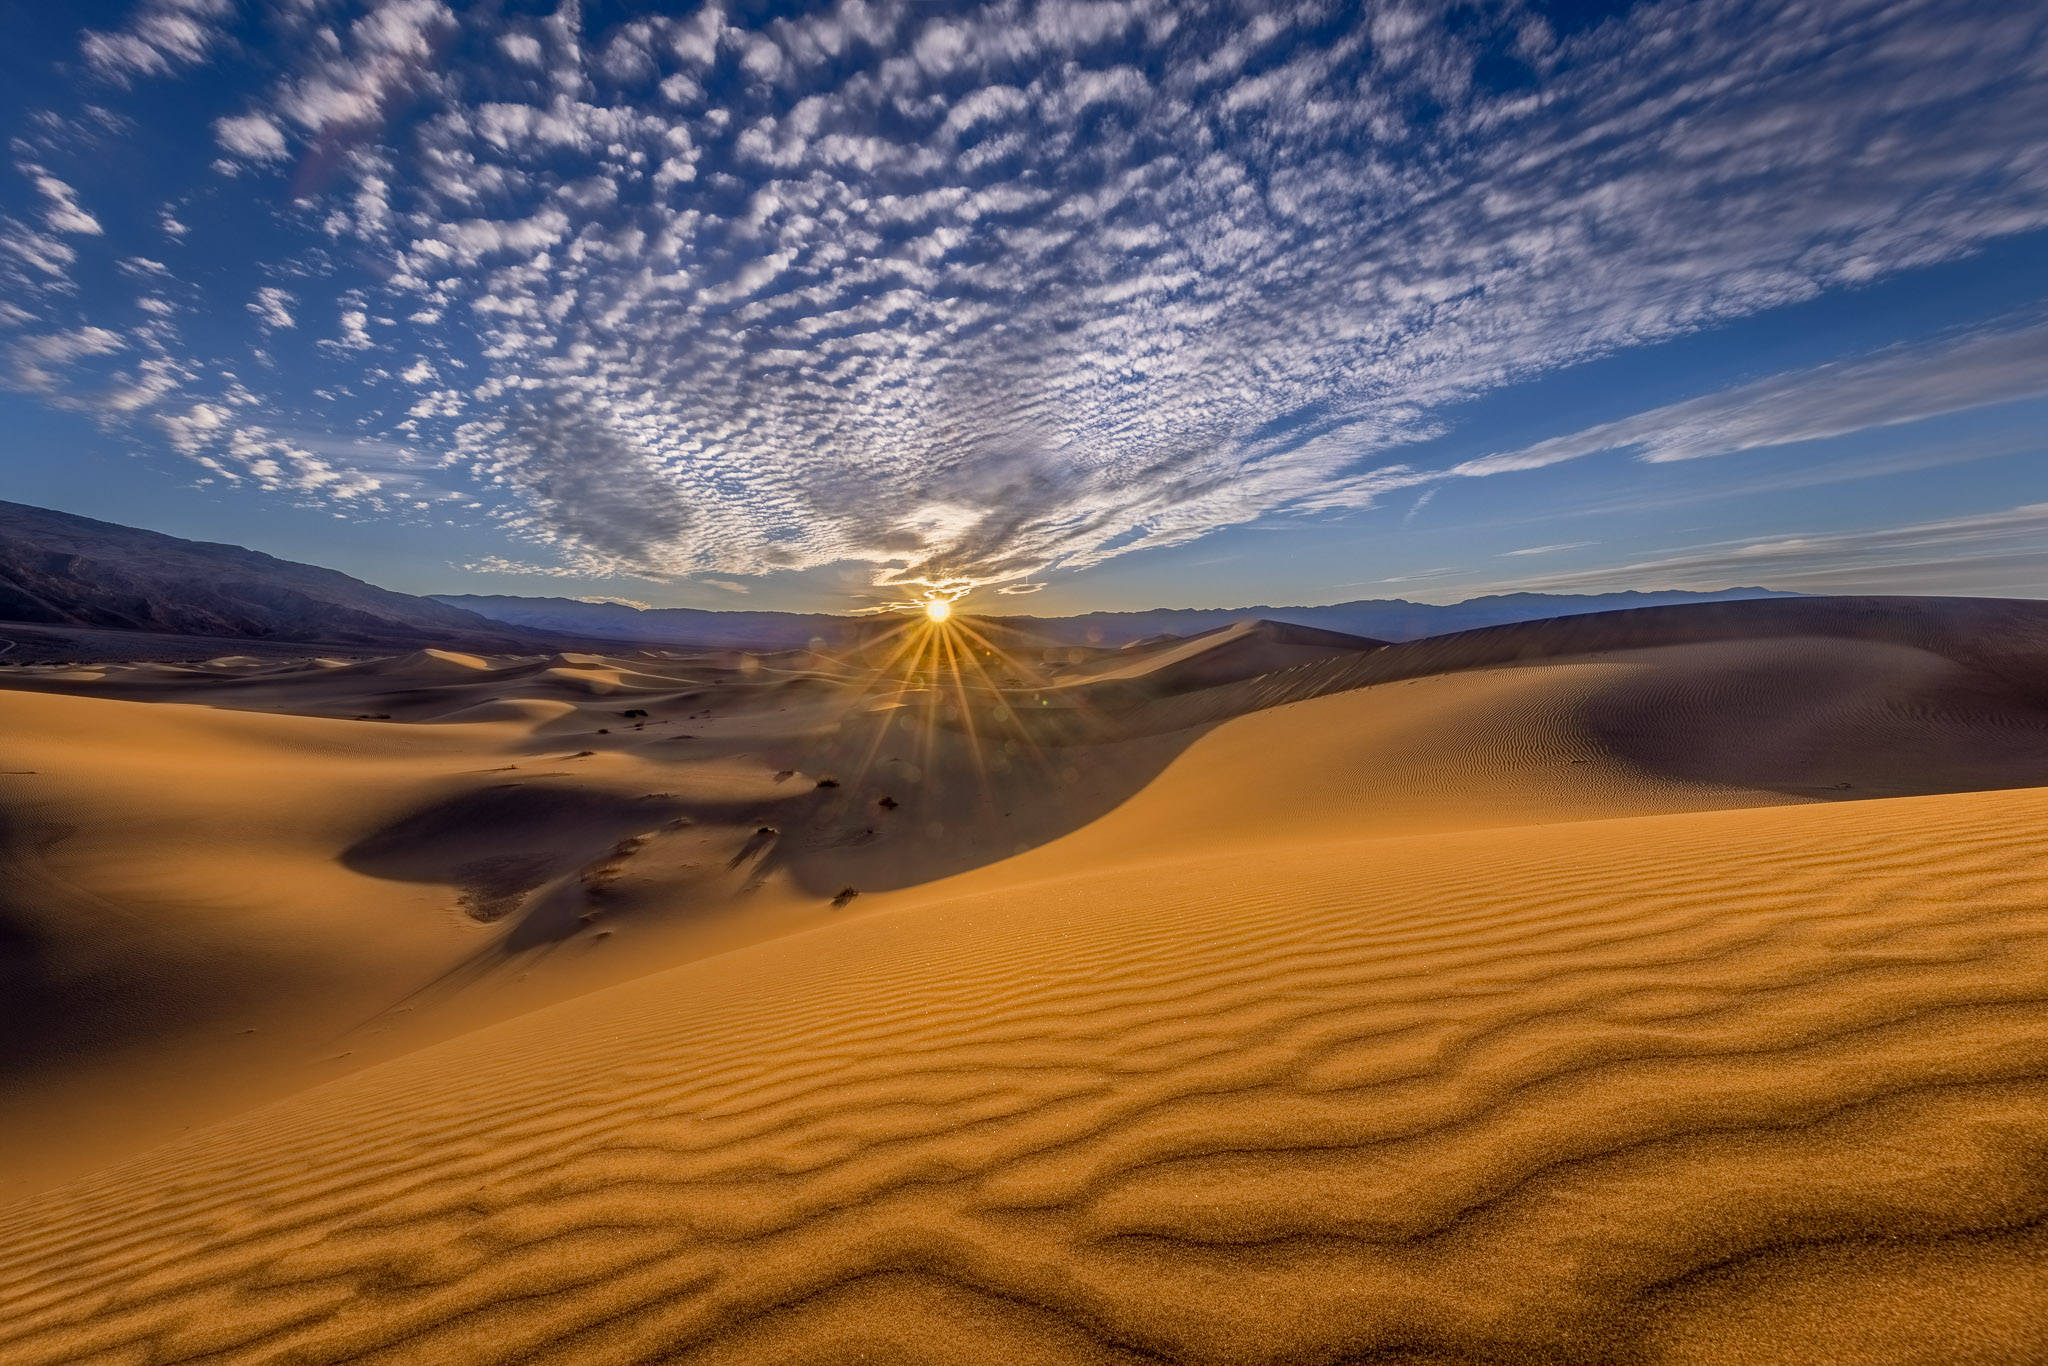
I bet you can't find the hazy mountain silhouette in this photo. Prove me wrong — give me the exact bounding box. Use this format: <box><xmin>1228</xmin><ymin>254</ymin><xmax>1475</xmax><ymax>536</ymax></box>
<box><xmin>435</xmin><ymin>587</ymin><xmax>1800</xmax><ymax>649</ymax></box>
<box><xmin>0</xmin><ymin>499</ymin><xmax>1798</xmax><ymax>655</ymax></box>
<box><xmin>0</xmin><ymin>501</ymin><xmax>547</xmax><ymax>651</ymax></box>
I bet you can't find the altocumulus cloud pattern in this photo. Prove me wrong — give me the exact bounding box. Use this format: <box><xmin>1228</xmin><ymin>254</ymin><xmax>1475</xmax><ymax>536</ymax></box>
<box><xmin>6</xmin><ymin>0</ymin><xmax>2048</xmax><ymax>593</ymax></box>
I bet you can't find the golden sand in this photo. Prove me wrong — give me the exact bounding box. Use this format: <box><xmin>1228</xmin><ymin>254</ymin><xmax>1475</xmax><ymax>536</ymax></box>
<box><xmin>3</xmin><ymin>607</ymin><xmax>2046</xmax><ymax>1362</ymax></box>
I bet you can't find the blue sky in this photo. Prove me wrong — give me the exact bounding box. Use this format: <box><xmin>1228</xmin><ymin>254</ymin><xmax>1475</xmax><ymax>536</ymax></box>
<box><xmin>2</xmin><ymin>0</ymin><xmax>2046</xmax><ymax>615</ymax></box>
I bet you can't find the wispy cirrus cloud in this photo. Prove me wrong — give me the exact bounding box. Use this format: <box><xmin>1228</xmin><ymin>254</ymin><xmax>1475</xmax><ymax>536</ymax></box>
<box><xmin>1481</xmin><ymin>503</ymin><xmax>2048</xmax><ymax>598</ymax></box>
<box><xmin>213</xmin><ymin>112</ymin><xmax>290</xmax><ymax>163</ymax></box>
<box><xmin>1501</xmin><ymin>543</ymin><xmax>1593</xmax><ymax>557</ymax></box>
<box><xmin>7</xmin><ymin>0</ymin><xmax>2048</xmax><ymax>599</ymax></box>
<box><xmin>247</xmin><ymin>286</ymin><xmax>295</xmax><ymax>330</ymax></box>
<box><xmin>80</xmin><ymin>0</ymin><xmax>235</xmax><ymax>83</ymax></box>
<box><xmin>25</xmin><ymin>170</ymin><xmax>103</xmax><ymax>237</ymax></box>
<box><xmin>1455</xmin><ymin>320</ymin><xmax>2048</xmax><ymax>479</ymax></box>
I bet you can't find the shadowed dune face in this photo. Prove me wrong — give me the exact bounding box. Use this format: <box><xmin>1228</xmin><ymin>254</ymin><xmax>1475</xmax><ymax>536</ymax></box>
<box><xmin>6</xmin><ymin>597</ymin><xmax>2048</xmax><ymax>1359</ymax></box>
<box><xmin>0</xmin><ymin>811</ymin><xmax>70</xmax><ymax>1060</ymax></box>
<box><xmin>1581</xmin><ymin>637</ymin><xmax>2048</xmax><ymax>800</ymax></box>
<box><xmin>341</xmin><ymin>784</ymin><xmax>698</xmax><ymax>925</ymax></box>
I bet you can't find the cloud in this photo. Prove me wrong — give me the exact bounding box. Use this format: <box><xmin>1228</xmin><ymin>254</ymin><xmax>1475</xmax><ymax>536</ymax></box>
<box><xmin>5</xmin><ymin>325</ymin><xmax>124</xmax><ymax>393</ymax></box>
<box><xmin>1379</xmin><ymin>568</ymin><xmax>1465</xmax><ymax>584</ymax></box>
<box><xmin>15</xmin><ymin>0</ymin><xmax>2048</xmax><ymax>593</ymax></box>
<box><xmin>1482</xmin><ymin>503</ymin><xmax>2048</xmax><ymax>598</ymax></box>
<box><xmin>1501</xmin><ymin>542</ymin><xmax>1593</xmax><ymax>557</ymax></box>
<box><xmin>213</xmin><ymin>112</ymin><xmax>290</xmax><ymax>163</ymax></box>
<box><xmin>1562</xmin><ymin>427</ymin><xmax>2048</xmax><ymax>523</ymax></box>
<box><xmin>275</xmin><ymin>1</ymin><xmax>456</xmax><ymax>137</ymax></box>
<box><xmin>247</xmin><ymin>286</ymin><xmax>296</xmax><ymax>330</ymax></box>
<box><xmin>459</xmin><ymin>400</ymin><xmax>701</xmax><ymax>579</ymax></box>
<box><xmin>578</xmin><ymin>594</ymin><xmax>651</xmax><ymax>609</ymax></box>
<box><xmin>0</xmin><ymin>221</ymin><xmax>77</xmax><ymax>285</ymax></box>
<box><xmin>195</xmin><ymin>421</ymin><xmax>385</xmax><ymax>497</ymax></box>
<box><xmin>1456</xmin><ymin>321</ymin><xmax>2048</xmax><ymax>478</ymax></box>
<box><xmin>28</xmin><ymin>172</ymin><xmax>103</xmax><ymax>236</ymax></box>
<box><xmin>155</xmin><ymin>400</ymin><xmax>230</xmax><ymax>453</ymax></box>
<box><xmin>463</xmin><ymin>555</ymin><xmax>587</xmax><ymax>577</ymax></box>
<box><xmin>327</xmin><ymin>308</ymin><xmax>373</xmax><ymax>351</ymax></box>
<box><xmin>81</xmin><ymin>0</ymin><xmax>234</xmax><ymax>82</ymax></box>
<box><xmin>499</xmin><ymin>34</ymin><xmax>544</xmax><ymax>68</ymax></box>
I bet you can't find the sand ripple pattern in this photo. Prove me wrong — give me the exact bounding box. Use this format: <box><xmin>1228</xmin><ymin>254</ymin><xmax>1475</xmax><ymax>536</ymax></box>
<box><xmin>5</xmin><ymin>788</ymin><xmax>2048</xmax><ymax>1363</ymax></box>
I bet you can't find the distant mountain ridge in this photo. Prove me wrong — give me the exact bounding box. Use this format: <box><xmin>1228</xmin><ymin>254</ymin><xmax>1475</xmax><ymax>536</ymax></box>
<box><xmin>429</xmin><ymin>594</ymin><xmax>865</xmax><ymax>650</ymax></box>
<box><xmin>434</xmin><ymin>587</ymin><xmax>1802</xmax><ymax>649</ymax></box>
<box><xmin>996</xmin><ymin>588</ymin><xmax>1803</xmax><ymax>645</ymax></box>
<box><xmin>0</xmin><ymin>500</ymin><xmax>550</xmax><ymax>651</ymax></box>
<box><xmin>0</xmin><ymin>498</ymin><xmax>1801</xmax><ymax>655</ymax></box>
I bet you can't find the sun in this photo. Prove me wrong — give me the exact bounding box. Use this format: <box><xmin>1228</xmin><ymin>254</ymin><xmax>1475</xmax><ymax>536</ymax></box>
<box><xmin>923</xmin><ymin>596</ymin><xmax>952</xmax><ymax>623</ymax></box>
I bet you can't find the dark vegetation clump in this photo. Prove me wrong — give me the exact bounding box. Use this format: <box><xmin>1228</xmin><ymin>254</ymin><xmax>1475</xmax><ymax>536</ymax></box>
<box><xmin>832</xmin><ymin>886</ymin><xmax>860</xmax><ymax>908</ymax></box>
<box><xmin>620</xmin><ymin>708</ymin><xmax>649</xmax><ymax>718</ymax></box>
<box><xmin>816</xmin><ymin>777</ymin><xmax>839</xmax><ymax>788</ymax></box>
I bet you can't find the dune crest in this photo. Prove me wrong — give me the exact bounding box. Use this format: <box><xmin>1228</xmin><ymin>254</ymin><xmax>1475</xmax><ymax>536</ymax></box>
<box><xmin>4</xmin><ymin>597</ymin><xmax>2048</xmax><ymax>1360</ymax></box>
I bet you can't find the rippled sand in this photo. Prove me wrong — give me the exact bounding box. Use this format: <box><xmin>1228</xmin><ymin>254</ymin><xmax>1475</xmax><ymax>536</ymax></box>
<box><xmin>4</xmin><ymin>600</ymin><xmax>2048</xmax><ymax>1362</ymax></box>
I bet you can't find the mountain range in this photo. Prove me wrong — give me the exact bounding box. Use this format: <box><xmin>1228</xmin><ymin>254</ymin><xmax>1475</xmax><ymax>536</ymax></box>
<box><xmin>1</xmin><ymin>497</ymin><xmax>1798</xmax><ymax>654</ymax></box>
<box><xmin>432</xmin><ymin>587</ymin><xmax>1800</xmax><ymax>649</ymax></box>
<box><xmin>0</xmin><ymin>500</ymin><xmax>548</xmax><ymax>652</ymax></box>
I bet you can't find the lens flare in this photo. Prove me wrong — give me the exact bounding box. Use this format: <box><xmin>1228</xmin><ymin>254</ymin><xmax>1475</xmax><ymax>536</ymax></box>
<box><xmin>924</xmin><ymin>597</ymin><xmax>952</xmax><ymax>623</ymax></box>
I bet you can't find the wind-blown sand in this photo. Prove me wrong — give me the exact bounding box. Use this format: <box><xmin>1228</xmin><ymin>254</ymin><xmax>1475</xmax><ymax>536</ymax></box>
<box><xmin>3</xmin><ymin>598</ymin><xmax>2048</xmax><ymax>1362</ymax></box>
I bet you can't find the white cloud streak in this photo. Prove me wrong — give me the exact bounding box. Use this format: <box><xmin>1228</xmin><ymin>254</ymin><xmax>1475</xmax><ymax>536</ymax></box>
<box><xmin>213</xmin><ymin>112</ymin><xmax>290</xmax><ymax>162</ymax></box>
<box><xmin>81</xmin><ymin>0</ymin><xmax>235</xmax><ymax>82</ymax></box>
<box><xmin>29</xmin><ymin>172</ymin><xmax>103</xmax><ymax>236</ymax></box>
<box><xmin>1484</xmin><ymin>503</ymin><xmax>2048</xmax><ymax>599</ymax></box>
<box><xmin>247</xmin><ymin>286</ymin><xmax>296</xmax><ymax>330</ymax></box>
<box><xmin>1501</xmin><ymin>542</ymin><xmax>1593</xmax><ymax>557</ymax></box>
<box><xmin>1457</xmin><ymin>321</ymin><xmax>2048</xmax><ymax>478</ymax></box>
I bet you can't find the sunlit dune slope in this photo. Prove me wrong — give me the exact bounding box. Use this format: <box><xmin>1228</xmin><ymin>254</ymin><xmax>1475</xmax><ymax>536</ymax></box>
<box><xmin>1039</xmin><ymin>632</ymin><xmax>2048</xmax><ymax>861</ymax></box>
<box><xmin>4</xmin><ymin>596</ymin><xmax>2048</xmax><ymax>1360</ymax></box>
<box><xmin>1042</xmin><ymin>618</ymin><xmax>1385</xmax><ymax>694</ymax></box>
<box><xmin>4</xmin><ymin>784</ymin><xmax>2047</xmax><ymax>1364</ymax></box>
<box><xmin>5</xmin><ymin>601</ymin><xmax>2048</xmax><ymax>1196</ymax></box>
<box><xmin>0</xmin><ymin>678</ymin><xmax>867</xmax><ymax>1197</ymax></box>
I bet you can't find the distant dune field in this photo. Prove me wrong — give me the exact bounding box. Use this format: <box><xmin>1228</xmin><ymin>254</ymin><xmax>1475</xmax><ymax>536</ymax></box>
<box><xmin>4</xmin><ymin>599</ymin><xmax>2048</xmax><ymax>1363</ymax></box>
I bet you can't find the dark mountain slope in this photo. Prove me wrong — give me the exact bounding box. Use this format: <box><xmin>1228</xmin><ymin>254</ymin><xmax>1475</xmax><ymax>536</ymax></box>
<box><xmin>429</xmin><ymin>594</ymin><xmax>861</xmax><ymax>650</ymax></box>
<box><xmin>0</xmin><ymin>501</ymin><xmax>549</xmax><ymax>651</ymax></box>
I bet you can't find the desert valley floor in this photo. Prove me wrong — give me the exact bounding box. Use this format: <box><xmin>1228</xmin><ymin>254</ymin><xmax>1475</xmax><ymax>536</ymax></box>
<box><xmin>4</xmin><ymin>597</ymin><xmax>2048</xmax><ymax>1364</ymax></box>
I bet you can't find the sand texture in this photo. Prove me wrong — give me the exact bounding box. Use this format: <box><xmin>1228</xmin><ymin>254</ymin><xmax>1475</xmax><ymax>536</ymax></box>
<box><xmin>4</xmin><ymin>598</ymin><xmax>2048</xmax><ymax>1363</ymax></box>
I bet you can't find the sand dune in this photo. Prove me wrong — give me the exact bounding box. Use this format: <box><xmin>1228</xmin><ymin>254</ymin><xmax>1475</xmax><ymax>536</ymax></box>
<box><xmin>4</xmin><ymin>598</ymin><xmax>2048</xmax><ymax>1361</ymax></box>
<box><xmin>1043</xmin><ymin>619</ymin><xmax>1384</xmax><ymax>694</ymax></box>
<box><xmin>5</xmin><ymin>788</ymin><xmax>2047</xmax><ymax>1363</ymax></box>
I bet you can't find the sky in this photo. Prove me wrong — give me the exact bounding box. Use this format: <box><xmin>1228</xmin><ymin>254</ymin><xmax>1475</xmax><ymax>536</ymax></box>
<box><xmin>1</xmin><ymin>0</ymin><xmax>2046</xmax><ymax>616</ymax></box>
